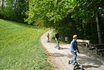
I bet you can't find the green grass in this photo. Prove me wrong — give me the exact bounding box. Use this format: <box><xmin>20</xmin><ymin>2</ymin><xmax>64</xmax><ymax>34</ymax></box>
<box><xmin>0</xmin><ymin>19</ymin><xmax>53</xmax><ymax>70</ymax></box>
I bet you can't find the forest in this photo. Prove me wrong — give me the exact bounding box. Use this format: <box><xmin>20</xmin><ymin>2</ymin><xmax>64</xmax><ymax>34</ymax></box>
<box><xmin>0</xmin><ymin>0</ymin><xmax>104</xmax><ymax>44</ymax></box>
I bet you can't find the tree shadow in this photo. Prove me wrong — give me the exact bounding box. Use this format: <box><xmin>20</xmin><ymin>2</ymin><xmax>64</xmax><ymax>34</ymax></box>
<box><xmin>48</xmin><ymin>53</ymin><xmax>67</xmax><ymax>57</ymax></box>
<box><xmin>60</xmin><ymin>47</ymin><xmax>69</xmax><ymax>50</ymax></box>
<box><xmin>82</xmin><ymin>65</ymin><xmax>99</xmax><ymax>68</ymax></box>
<box><xmin>77</xmin><ymin>55</ymin><xmax>103</xmax><ymax>69</ymax></box>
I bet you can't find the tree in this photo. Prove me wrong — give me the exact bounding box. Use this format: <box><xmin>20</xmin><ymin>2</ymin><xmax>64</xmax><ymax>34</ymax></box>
<box><xmin>26</xmin><ymin>0</ymin><xmax>76</xmax><ymax>24</ymax></box>
<box><xmin>1</xmin><ymin>0</ymin><xmax>4</xmax><ymax>9</ymax></box>
<box><xmin>70</xmin><ymin>0</ymin><xmax>104</xmax><ymax>43</ymax></box>
<box><xmin>26</xmin><ymin>0</ymin><xmax>104</xmax><ymax>43</ymax></box>
<box><xmin>0</xmin><ymin>0</ymin><xmax>29</xmax><ymax>22</ymax></box>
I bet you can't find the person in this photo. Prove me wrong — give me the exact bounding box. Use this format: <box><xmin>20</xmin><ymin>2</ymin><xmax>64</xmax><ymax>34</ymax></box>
<box><xmin>55</xmin><ymin>32</ymin><xmax>60</xmax><ymax>49</ymax></box>
<box><xmin>47</xmin><ymin>33</ymin><xmax>50</xmax><ymax>42</ymax></box>
<box><xmin>69</xmin><ymin>35</ymin><xmax>80</xmax><ymax>65</ymax></box>
<box><xmin>65</xmin><ymin>36</ymin><xmax>68</xmax><ymax>43</ymax></box>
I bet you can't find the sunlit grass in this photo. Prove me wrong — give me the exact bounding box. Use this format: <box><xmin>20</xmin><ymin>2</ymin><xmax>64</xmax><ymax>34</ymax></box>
<box><xmin>0</xmin><ymin>19</ymin><xmax>53</xmax><ymax>70</ymax></box>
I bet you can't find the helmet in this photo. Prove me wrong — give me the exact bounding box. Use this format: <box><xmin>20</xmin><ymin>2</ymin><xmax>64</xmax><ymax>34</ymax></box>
<box><xmin>73</xmin><ymin>35</ymin><xmax>77</xmax><ymax>39</ymax></box>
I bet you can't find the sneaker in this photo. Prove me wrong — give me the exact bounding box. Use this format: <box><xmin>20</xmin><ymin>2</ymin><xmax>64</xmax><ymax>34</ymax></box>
<box><xmin>75</xmin><ymin>63</ymin><xmax>80</xmax><ymax>66</ymax></box>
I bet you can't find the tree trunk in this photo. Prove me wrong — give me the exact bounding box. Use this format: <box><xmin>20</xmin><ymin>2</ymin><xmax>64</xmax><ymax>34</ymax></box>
<box><xmin>1</xmin><ymin>0</ymin><xmax>4</xmax><ymax>9</ymax></box>
<box><xmin>14</xmin><ymin>0</ymin><xmax>17</xmax><ymax>9</ymax></box>
<box><xmin>96</xmin><ymin>12</ymin><xmax>102</xmax><ymax>44</ymax></box>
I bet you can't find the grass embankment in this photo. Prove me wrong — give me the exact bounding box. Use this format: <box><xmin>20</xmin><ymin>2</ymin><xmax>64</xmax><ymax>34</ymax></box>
<box><xmin>0</xmin><ymin>19</ymin><xmax>53</xmax><ymax>70</ymax></box>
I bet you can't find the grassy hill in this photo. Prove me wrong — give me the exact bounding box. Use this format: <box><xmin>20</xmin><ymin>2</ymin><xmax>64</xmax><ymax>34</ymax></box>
<box><xmin>0</xmin><ymin>19</ymin><xmax>53</xmax><ymax>70</ymax></box>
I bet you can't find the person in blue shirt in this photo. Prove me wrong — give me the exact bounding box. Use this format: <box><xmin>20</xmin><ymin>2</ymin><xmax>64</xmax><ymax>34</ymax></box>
<box><xmin>69</xmin><ymin>35</ymin><xmax>80</xmax><ymax>65</ymax></box>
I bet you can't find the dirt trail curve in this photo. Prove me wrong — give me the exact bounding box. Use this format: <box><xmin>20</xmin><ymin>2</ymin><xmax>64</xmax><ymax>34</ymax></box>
<box><xmin>40</xmin><ymin>31</ymin><xmax>104</xmax><ymax>70</ymax></box>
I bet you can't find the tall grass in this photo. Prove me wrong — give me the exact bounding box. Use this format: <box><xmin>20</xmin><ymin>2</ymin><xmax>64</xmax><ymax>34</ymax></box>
<box><xmin>0</xmin><ymin>19</ymin><xmax>53</xmax><ymax>70</ymax></box>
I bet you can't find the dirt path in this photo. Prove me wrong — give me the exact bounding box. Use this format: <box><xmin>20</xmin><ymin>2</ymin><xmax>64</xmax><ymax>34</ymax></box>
<box><xmin>40</xmin><ymin>31</ymin><xmax>104</xmax><ymax>70</ymax></box>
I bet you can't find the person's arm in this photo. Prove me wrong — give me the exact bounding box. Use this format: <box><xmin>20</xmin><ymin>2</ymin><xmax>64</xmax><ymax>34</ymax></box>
<box><xmin>77</xmin><ymin>47</ymin><xmax>80</xmax><ymax>53</ymax></box>
<box><xmin>76</xmin><ymin>42</ymin><xmax>80</xmax><ymax>53</ymax></box>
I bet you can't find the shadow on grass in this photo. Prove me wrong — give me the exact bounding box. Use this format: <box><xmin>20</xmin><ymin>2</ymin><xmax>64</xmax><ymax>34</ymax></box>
<box><xmin>1</xmin><ymin>19</ymin><xmax>46</xmax><ymax>29</ymax></box>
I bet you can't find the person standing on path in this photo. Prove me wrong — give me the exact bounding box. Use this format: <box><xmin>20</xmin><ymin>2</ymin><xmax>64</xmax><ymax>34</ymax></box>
<box><xmin>55</xmin><ymin>32</ymin><xmax>61</xmax><ymax>49</ymax></box>
<box><xmin>69</xmin><ymin>35</ymin><xmax>80</xmax><ymax>65</ymax></box>
<box><xmin>47</xmin><ymin>33</ymin><xmax>50</xmax><ymax>42</ymax></box>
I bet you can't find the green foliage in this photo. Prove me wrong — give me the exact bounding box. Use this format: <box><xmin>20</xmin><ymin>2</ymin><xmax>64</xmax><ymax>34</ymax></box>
<box><xmin>0</xmin><ymin>0</ymin><xmax>28</xmax><ymax>22</ymax></box>
<box><xmin>0</xmin><ymin>0</ymin><xmax>104</xmax><ymax>43</ymax></box>
<box><xmin>26</xmin><ymin>0</ymin><xmax>104</xmax><ymax>43</ymax></box>
<box><xmin>0</xmin><ymin>19</ymin><xmax>53</xmax><ymax>70</ymax></box>
<box><xmin>26</xmin><ymin>0</ymin><xmax>76</xmax><ymax>24</ymax></box>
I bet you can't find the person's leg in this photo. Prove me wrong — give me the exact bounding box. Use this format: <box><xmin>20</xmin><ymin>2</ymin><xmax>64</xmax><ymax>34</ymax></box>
<box><xmin>55</xmin><ymin>39</ymin><xmax>60</xmax><ymax>49</ymax></box>
<box><xmin>70</xmin><ymin>51</ymin><xmax>74</xmax><ymax>64</ymax></box>
<box><xmin>70</xmin><ymin>51</ymin><xmax>77</xmax><ymax>65</ymax></box>
<box><xmin>55</xmin><ymin>38</ymin><xmax>58</xmax><ymax>48</ymax></box>
<box><xmin>48</xmin><ymin>37</ymin><xmax>50</xmax><ymax>42</ymax></box>
<box><xmin>57</xmin><ymin>41</ymin><xmax>60</xmax><ymax>49</ymax></box>
<box><xmin>73</xmin><ymin>52</ymin><xmax>77</xmax><ymax>64</ymax></box>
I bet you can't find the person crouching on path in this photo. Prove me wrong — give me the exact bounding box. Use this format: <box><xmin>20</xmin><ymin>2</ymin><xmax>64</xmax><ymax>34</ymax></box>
<box><xmin>69</xmin><ymin>35</ymin><xmax>80</xmax><ymax>65</ymax></box>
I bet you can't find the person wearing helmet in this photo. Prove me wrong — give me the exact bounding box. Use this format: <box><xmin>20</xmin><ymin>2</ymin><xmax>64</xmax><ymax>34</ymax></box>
<box><xmin>69</xmin><ymin>35</ymin><xmax>80</xmax><ymax>65</ymax></box>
